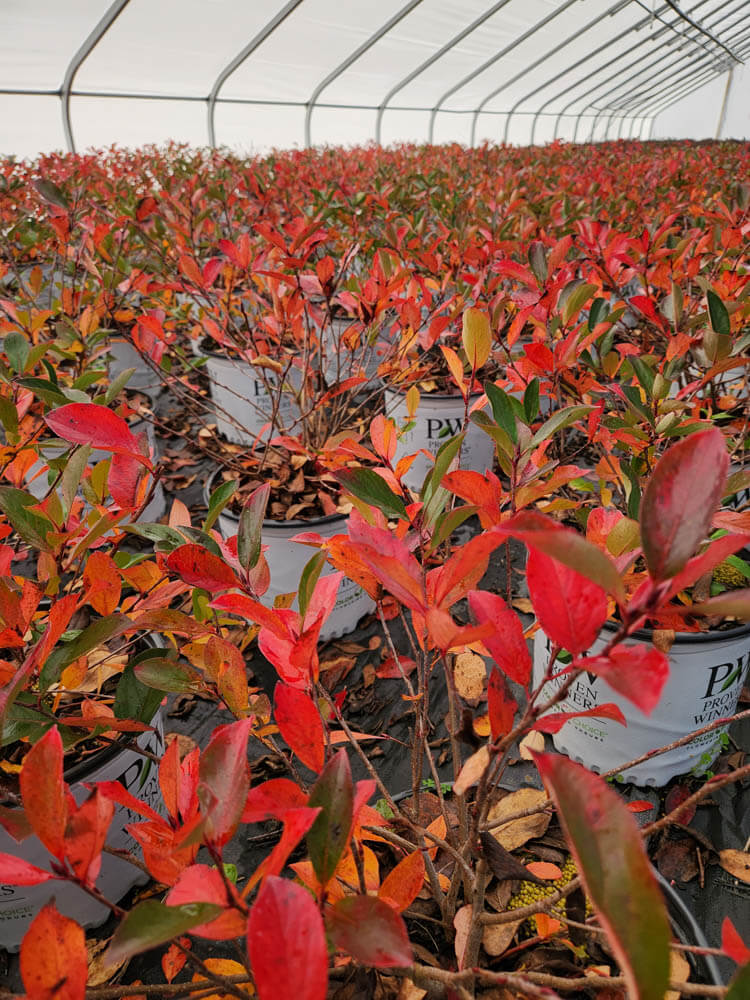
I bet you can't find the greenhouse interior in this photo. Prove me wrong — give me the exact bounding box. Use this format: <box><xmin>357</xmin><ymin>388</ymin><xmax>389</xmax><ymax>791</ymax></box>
<box><xmin>0</xmin><ymin>1</ymin><xmax>749</xmax><ymax>998</ymax></box>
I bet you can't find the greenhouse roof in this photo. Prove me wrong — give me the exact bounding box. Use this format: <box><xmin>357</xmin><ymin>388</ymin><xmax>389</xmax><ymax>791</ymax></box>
<box><xmin>1</xmin><ymin>0</ymin><xmax>748</xmax><ymax>158</ymax></box>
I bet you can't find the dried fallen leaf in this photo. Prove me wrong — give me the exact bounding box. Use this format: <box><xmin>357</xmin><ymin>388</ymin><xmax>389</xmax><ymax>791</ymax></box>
<box><xmin>486</xmin><ymin>788</ymin><xmax>551</xmax><ymax>851</ymax></box>
<box><xmin>480</xmin><ymin>833</ymin><xmax>546</xmax><ymax>885</ymax></box>
<box><xmin>665</xmin><ymin>949</ymin><xmax>691</xmax><ymax>1000</ymax></box>
<box><xmin>454</xmin><ymin>745</ymin><xmax>490</xmax><ymax>796</ymax></box>
<box><xmin>526</xmin><ymin>861</ymin><xmax>562</xmax><ymax>880</ymax></box>
<box><xmin>397</xmin><ymin>979</ymin><xmax>427</xmax><ymax>1000</ymax></box>
<box><xmin>483</xmin><ymin>918</ymin><xmax>522</xmax><ymax>957</ymax></box>
<box><xmin>484</xmin><ymin>881</ymin><xmax>512</xmax><ymax>912</ymax></box>
<box><xmin>511</xmin><ymin>598</ymin><xmax>534</xmax><ymax>614</ymax></box>
<box><xmin>87</xmin><ymin>937</ymin><xmax>127</xmax><ymax>987</ymax></box>
<box><xmin>519</xmin><ymin>731</ymin><xmax>545</xmax><ymax>760</ymax></box>
<box><xmin>454</xmin><ymin>651</ymin><xmax>487</xmax><ymax>703</ymax></box>
<box><xmin>192</xmin><ymin>959</ymin><xmax>253</xmax><ymax>1000</ymax></box>
<box><xmin>719</xmin><ymin>849</ymin><xmax>750</xmax><ymax>883</ymax></box>
<box><xmin>453</xmin><ymin>904</ymin><xmax>473</xmax><ymax>969</ymax></box>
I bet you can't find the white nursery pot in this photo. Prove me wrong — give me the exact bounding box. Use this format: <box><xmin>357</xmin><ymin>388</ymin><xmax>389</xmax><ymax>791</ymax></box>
<box><xmin>384</xmin><ymin>387</ymin><xmax>494</xmax><ymax>493</ymax></box>
<box><xmin>532</xmin><ymin>622</ymin><xmax>750</xmax><ymax>786</ymax></box>
<box><xmin>0</xmin><ymin>709</ymin><xmax>166</xmax><ymax>951</ymax></box>
<box><xmin>321</xmin><ymin>316</ymin><xmax>390</xmax><ymax>386</ymax></box>
<box><xmin>215</xmin><ymin>499</ymin><xmax>375</xmax><ymax>644</ymax></box>
<box><xmin>27</xmin><ymin>417</ymin><xmax>166</xmax><ymax>523</ymax></box>
<box><xmin>204</xmin><ymin>350</ymin><xmax>299</xmax><ymax>446</ymax></box>
<box><xmin>107</xmin><ymin>338</ymin><xmax>161</xmax><ymax>396</ymax></box>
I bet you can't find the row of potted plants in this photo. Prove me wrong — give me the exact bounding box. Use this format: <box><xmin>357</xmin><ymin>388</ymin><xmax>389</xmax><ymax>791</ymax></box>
<box><xmin>0</xmin><ymin>139</ymin><xmax>748</xmax><ymax>997</ymax></box>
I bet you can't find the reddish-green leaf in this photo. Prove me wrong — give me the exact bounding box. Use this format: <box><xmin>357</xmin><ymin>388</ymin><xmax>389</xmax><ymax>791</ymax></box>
<box><xmin>21</xmin><ymin>902</ymin><xmax>87</xmax><ymax>1000</ymax></box>
<box><xmin>106</xmin><ymin>901</ymin><xmax>223</xmax><ymax>964</ymax></box>
<box><xmin>198</xmin><ymin>717</ymin><xmax>254</xmax><ymax>847</ymax></box>
<box><xmin>238</xmin><ymin>483</ymin><xmax>270</xmax><ymax>572</ymax></box>
<box><xmin>469</xmin><ymin>590</ymin><xmax>531</xmax><ymax>685</ymax></box>
<box><xmin>527</xmin><ymin>547</ymin><xmax>608</xmax><ymax>655</ymax></box>
<box><xmin>640</xmin><ymin>428</ymin><xmax>728</xmax><ymax>581</ymax></box>
<box><xmin>0</xmin><ymin>853</ymin><xmax>55</xmax><ymax>885</ymax></box>
<box><xmin>328</xmin><ymin>895</ymin><xmax>413</xmax><ymax>968</ymax></box>
<box><xmin>333</xmin><ymin>468</ymin><xmax>407</xmax><ymax>521</ymax></box>
<box><xmin>487</xmin><ymin>666</ymin><xmax>517</xmax><ymax>741</ymax></box>
<box><xmin>247</xmin><ymin>875</ymin><xmax>328</xmax><ymax>1000</ymax></box>
<box><xmin>534</xmin><ymin>703</ymin><xmax>626</xmax><ymax>733</ymax></box>
<box><xmin>167</xmin><ymin>864</ymin><xmax>246</xmax><ymax>940</ymax></box>
<box><xmin>534</xmin><ymin>752</ymin><xmax>670</xmax><ymax>1000</ymax></box>
<box><xmin>19</xmin><ymin>725</ymin><xmax>67</xmax><ymax>861</ymax></box>
<box><xmin>306</xmin><ymin>749</ymin><xmax>354</xmax><ymax>888</ymax></box>
<box><xmin>573</xmin><ymin>644</ymin><xmax>669</xmax><ymax>715</ymax></box>
<box><xmin>167</xmin><ymin>544</ymin><xmax>241</xmax><ymax>592</ymax></box>
<box><xmin>274</xmin><ymin>684</ymin><xmax>325</xmax><ymax>773</ymax></box>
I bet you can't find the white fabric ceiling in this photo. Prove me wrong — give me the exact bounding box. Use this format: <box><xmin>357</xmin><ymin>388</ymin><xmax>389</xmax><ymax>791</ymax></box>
<box><xmin>0</xmin><ymin>0</ymin><xmax>747</xmax><ymax>159</ymax></box>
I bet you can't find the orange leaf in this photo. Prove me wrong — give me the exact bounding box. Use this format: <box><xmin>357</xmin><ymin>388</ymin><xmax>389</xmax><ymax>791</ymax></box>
<box><xmin>526</xmin><ymin>861</ymin><xmax>562</xmax><ymax>880</ymax></box>
<box><xmin>440</xmin><ymin>345</ymin><xmax>467</xmax><ymax>396</ymax></box>
<box><xmin>21</xmin><ymin>902</ymin><xmax>87</xmax><ymax>1000</ymax></box>
<box><xmin>534</xmin><ymin>912</ymin><xmax>562</xmax><ymax>939</ymax></box>
<box><xmin>379</xmin><ymin>850</ymin><xmax>426</xmax><ymax>912</ymax></box>
<box><xmin>84</xmin><ymin>551</ymin><xmax>121</xmax><ymax>616</ymax></box>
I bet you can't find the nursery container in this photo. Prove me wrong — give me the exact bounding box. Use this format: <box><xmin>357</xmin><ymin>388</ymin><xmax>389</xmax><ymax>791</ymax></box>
<box><xmin>0</xmin><ymin>707</ymin><xmax>166</xmax><ymax>950</ymax></box>
<box><xmin>384</xmin><ymin>387</ymin><xmax>494</xmax><ymax>493</ymax></box>
<box><xmin>321</xmin><ymin>315</ymin><xmax>391</xmax><ymax>386</ymax></box>
<box><xmin>532</xmin><ymin>621</ymin><xmax>750</xmax><ymax>786</ymax></box>
<box><xmin>107</xmin><ymin>338</ymin><xmax>161</xmax><ymax>396</ymax></box>
<box><xmin>26</xmin><ymin>416</ymin><xmax>166</xmax><ymax>523</ymax></box>
<box><xmin>212</xmin><ymin>483</ymin><xmax>375</xmax><ymax>644</ymax></box>
<box><xmin>203</xmin><ymin>349</ymin><xmax>299</xmax><ymax>446</ymax></box>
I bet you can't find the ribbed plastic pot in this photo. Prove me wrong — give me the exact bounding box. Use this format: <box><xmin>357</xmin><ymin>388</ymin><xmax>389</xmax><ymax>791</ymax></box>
<box><xmin>203</xmin><ymin>349</ymin><xmax>299</xmax><ymax>446</ymax></box>
<box><xmin>0</xmin><ymin>704</ymin><xmax>166</xmax><ymax>951</ymax></box>
<box><xmin>107</xmin><ymin>338</ymin><xmax>161</xmax><ymax>396</ymax></box>
<box><xmin>320</xmin><ymin>315</ymin><xmax>391</xmax><ymax>385</ymax></box>
<box><xmin>207</xmin><ymin>477</ymin><xmax>375</xmax><ymax>644</ymax></box>
<box><xmin>384</xmin><ymin>387</ymin><xmax>494</xmax><ymax>493</ymax></box>
<box><xmin>532</xmin><ymin>621</ymin><xmax>750</xmax><ymax>786</ymax></box>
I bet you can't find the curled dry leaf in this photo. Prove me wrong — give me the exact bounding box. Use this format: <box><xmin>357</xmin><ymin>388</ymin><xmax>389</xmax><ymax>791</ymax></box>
<box><xmin>719</xmin><ymin>849</ymin><xmax>750</xmax><ymax>883</ymax></box>
<box><xmin>486</xmin><ymin>788</ymin><xmax>551</xmax><ymax>851</ymax></box>
<box><xmin>86</xmin><ymin>937</ymin><xmax>128</xmax><ymax>988</ymax></box>
<box><xmin>519</xmin><ymin>730</ymin><xmax>545</xmax><ymax>761</ymax></box>
<box><xmin>665</xmin><ymin>950</ymin><xmax>691</xmax><ymax>1000</ymax></box>
<box><xmin>454</xmin><ymin>745</ymin><xmax>490</xmax><ymax>796</ymax></box>
<box><xmin>483</xmin><ymin>917</ymin><xmax>522</xmax><ymax>957</ymax></box>
<box><xmin>453</xmin><ymin>904</ymin><xmax>473</xmax><ymax>969</ymax></box>
<box><xmin>454</xmin><ymin>651</ymin><xmax>487</xmax><ymax>703</ymax></box>
<box><xmin>397</xmin><ymin>979</ymin><xmax>427</xmax><ymax>1000</ymax></box>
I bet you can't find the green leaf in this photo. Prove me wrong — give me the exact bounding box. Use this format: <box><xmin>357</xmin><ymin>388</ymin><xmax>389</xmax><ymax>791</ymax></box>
<box><xmin>16</xmin><ymin>377</ymin><xmax>68</xmax><ymax>406</ymax></box>
<box><xmin>33</xmin><ymin>178</ymin><xmax>69</xmax><ymax>211</ymax></box>
<box><xmin>534</xmin><ymin>753</ymin><xmax>669</xmax><ymax>1000</ymax></box>
<box><xmin>124</xmin><ymin>522</ymin><xmax>192</xmax><ymax>550</ymax></box>
<box><xmin>238</xmin><ymin>483</ymin><xmax>269</xmax><ymax>572</ymax></box>
<box><xmin>707</xmin><ymin>289</ymin><xmax>731</xmax><ymax>338</ymax></box>
<box><xmin>104</xmin><ymin>366</ymin><xmax>135</xmax><ymax>403</ymax></box>
<box><xmin>523</xmin><ymin>378</ymin><xmax>539</xmax><ymax>423</ymax></box>
<box><xmin>529</xmin><ymin>405</ymin><xmax>593</xmax><ymax>451</ymax></box>
<box><xmin>0</xmin><ymin>487</ymin><xmax>55</xmax><ymax>552</ymax></box>
<box><xmin>485</xmin><ymin>382</ymin><xmax>517</xmax><ymax>443</ymax></box>
<box><xmin>621</xmin><ymin>385</ymin><xmax>654</xmax><ymax>426</ymax></box>
<box><xmin>134</xmin><ymin>657</ymin><xmax>202</xmax><ymax>693</ymax></box>
<box><xmin>560</xmin><ymin>281</ymin><xmax>597</xmax><ymax>326</ymax></box>
<box><xmin>41</xmin><ymin>614</ymin><xmax>132</xmax><ymax>691</ymax></box>
<box><xmin>726</xmin><ymin>963</ymin><xmax>750</xmax><ymax>1000</ymax></box>
<box><xmin>59</xmin><ymin>444</ymin><xmax>91</xmax><ymax>518</ymax></box>
<box><xmin>421</xmin><ymin>432</ymin><xmax>464</xmax><ymax>526</ymax></box>
<box><xmin>4</xmin><ymin>332</ymin><xmax>29</xmax><ymax>374</ymax></box>
<box><xmin>470</xmin><ymin>411</ymin><xmax>514</xmax><ymax>462</ymax></box>
<box><xmin>528</xmin><ymin>242</ymin><xmax>547</xmax><ymax>284</ymax></box>
<box><xmin>106</xmin><ymin>901</ymin><xmax>222</xmax><ymax>964</ymax></box>
<box><xmin>298</xmin><ymin>550</ymin><xmax>327</xmax><ymax>622</ymax></box>
<box><xmin>588</xmin><ymin>298</ymin><xmax>609</xmax><ymax>331</ymax></box>
<box><xmin>333</xmin><ymin>468</ymin><xmax>407</xmax><ymax>521</ymax></box>
<box><xmin>0</xmin><ymin>395</ymin><xmax>19</xmax><ymax>441</ymax></box>
<box><xmin>429</xmin><ymin>504</ymin><xmax>477</xmax><ymax>551</ymax></box>
<box><xmin>203</xmin><ymin>478</ymin><xmax>237</xmax><ymax>531</ymax></box>
<box><xmin>306</xmin><ymin>749</ymin><xmax>354</xmax><ymax>887</ymax></box>
<box><xmin>629</xmin><ymin>356</ymin><xmax>655</xmax><ymax>395</ymax></box>
<box><xmin>114</xmin><ymin>662</ymin><xmax>165</xmax><ymax>724</ymax></box>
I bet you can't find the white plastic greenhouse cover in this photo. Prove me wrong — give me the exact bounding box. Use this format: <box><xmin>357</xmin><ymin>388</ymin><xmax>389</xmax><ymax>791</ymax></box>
<box><xmin>0</xmin><ymin>0</ymin><xmax>748</xmax><ymax>159</ymax></box>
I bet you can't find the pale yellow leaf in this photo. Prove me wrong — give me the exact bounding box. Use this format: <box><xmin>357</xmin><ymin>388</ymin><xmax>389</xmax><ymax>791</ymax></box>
<box><xmin>486</xmin><ymin>788</ymin><xmax>550</xmax><ymax>851</ymax></box>
<box><xmin>454</xmin><ymin>651</ymin><xmax>487</xmax><ymax>703</ymax></box>
<box><xmin>519</xmin><ymin>730</ymin><xmax>545</xmax><ymax>761</ymax></box>
<box><xmin>666</xmin><ymin>950</ymin><xmax>691</xmax><ymax>1000</ymax></box>
<box><xmin>462</xmin><ymin>307</ymin><xmax>492</xmax><ymax>370</ymax></box>
<box><xmin>483</xmin><ymin>918</ymin><xmax>522</xmax><ymax>957</ymax></box>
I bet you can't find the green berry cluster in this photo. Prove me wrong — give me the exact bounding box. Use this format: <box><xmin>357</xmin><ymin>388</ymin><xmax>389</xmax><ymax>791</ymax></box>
<box><xmin>506</xmin><ymin>857</ymin><xmax>589</xmax><ymax>922</ymax></box>
<box><xmin>713</xmin><ymin>561</ymin><xmax>746</xmax><ymax>590</ymax></box>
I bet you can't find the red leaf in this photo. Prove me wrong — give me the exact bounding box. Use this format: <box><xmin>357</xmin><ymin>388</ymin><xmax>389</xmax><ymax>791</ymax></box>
<box><xmin>487</xmin><ymin>666</ymin><xmax>517</xmax><ymax>742</ymax></box>
<box><xmin>722</xmin><ymin>917</ymin><xmax>750</xmax><ymax>965</ymax></box>
<box><xmin>247</xmin><ymin>806</ymin><xmax>320</xmax><ymax>889</ymax></box>
<box><xmin>274</xmin><ymin>684</ymin><xmax>326</xmax><ymax>773</ymax></box>
<box><xmin>167</xmin><ymin>864</ymin><xmax>246</xmax><ymax>940</ymax></box>
<box><xmin>247</xmin><ymin>875</ymin><xmax>328</xmax><ymax>1000</ymax></box>
<box><xmin>469</xmin><ymin>590</ymin><xmax>531</xmax><ymax>685</ymax></box>
<box><xmin>198</xmin><ymin>717</ymin><xmax>254</xmax><ymax>847</ymax></box>
<box><xmin>83</xmin><ymin>551</ymin><xmax>121</xmax><ymax>616</ymax></box>
<box><xmin>533</xmin><ymin>752</ymin><xmax>670</xmax><ymax>1000</ymax></box>
<box><xmin>572</xmin><ymin>644</ymin><xmax>669</xmax><ymax>715</ymax></box>
<box><xmin>21</xmin><ymin>902</ymin><xmax>87</xmax><ymax>1000</ymax></box>
<box><xmin>97</xmin><ymin>780</ymin><xmax>164</xmax><ymax>824</ymax></box>
<box><xmin>64</xmin><ymin>789</ymin><xmax>114</xmax><ymax>886</ymax></box>
<box><xmin>45</xmin><ymin>404</ymin><xmax>146</xmax><ymax>461</ymax></box>
<box><xmin>378</xmin><ymin>850</ymin><xmax>425</xmax><ymax>912</ymax></box>
<box><xmin>328</xmin><ymin>895</ymin><xmax>413</xmax><ymax>968</ymax></box>
<box><xmin>431</xmin><ymin>533</ymin><xmax>506</xmax><ymax>609</ymax></box>
<box><xmin>527</xmin><ymin>547</ymin><xmax>608</xmax><ymax>655</ymax></box>
<box><xmin>0</xmin><ymin>853</ymin><xmax>55</xmax><ymax>885</ymax></box>
<box><xmin>108</xmin><ymin>450</ymin><xmax>147</xmax><ymax>508</ymax></box>
<box><xmin>627</xmin><ymin>801</ymin><xmax>655</xmax><ymax>813</ymax></box>
<box><xmin>664</xmin><ymin>784</ymin><xmax>696</xmax><ymax>825</ymax></box>
<box><xmin>535</xmin><ymin>703</ymin><xmax>626</xmax><ymax>733</ymax></box>
<box><xmin>19</xmin><ymin>726</ymin><xmax>67</xmax><ymax>861</ymax></box>
<box><xmin>640</xmin><ymin>428</ymin><xmax>728</xmax><ymax>581</ymax></box>
<box><xmin>211</xmin><ymin>592</ymin><xmax>290</xmax><ymax>639</ymax></box>
<box><xmin>167</xmin><ymin>544</ymin><xmax>241</xmax><ymax>593</ymax></box>
<box><xmin>242</xmin><ymin>778</ymin><xmax>308</xmax><ymax>823</ymax></box>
